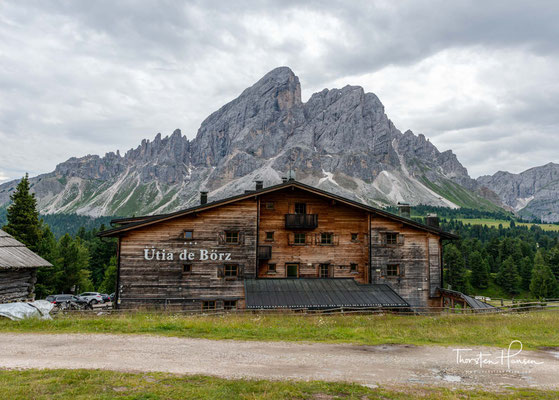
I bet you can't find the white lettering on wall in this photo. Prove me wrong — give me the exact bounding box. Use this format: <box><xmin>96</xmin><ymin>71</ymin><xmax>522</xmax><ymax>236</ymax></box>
<box><xmin>145</xmin><ymin>247</ymin><xmax>231</xmax><ymax>262</ymax></box>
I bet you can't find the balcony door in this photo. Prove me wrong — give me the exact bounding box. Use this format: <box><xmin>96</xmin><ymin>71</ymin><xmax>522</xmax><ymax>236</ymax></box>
<box><xmin>286</xmin><ymin>263</ymin><xmax>299</xmax><ymax>278</ymax></box>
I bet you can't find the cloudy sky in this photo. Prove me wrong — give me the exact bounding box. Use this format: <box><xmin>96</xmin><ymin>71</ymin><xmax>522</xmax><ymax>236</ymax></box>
<box><xmin>1</xmin><ymin>0</ymin><xmax>558</xmax><ymax>182</ymax></box>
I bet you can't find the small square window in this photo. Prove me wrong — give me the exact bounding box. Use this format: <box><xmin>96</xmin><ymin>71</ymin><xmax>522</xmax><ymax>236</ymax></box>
<box><xmin>183</xmin><ymin>264</ymin><xmax>192</xmax><ymax>273</ymax></box>
<box><xmin>320</xmin><ymin>232</ymin><xmax>333</xmax><ymax>245</ymax></box>
<box><xmin>183</xmin><ymin>230</ymin><xmax>193</xmax><ymax>239</ymax></box>
<box><xmin>225</xmin><ymin>231</ymin><xmax>239</xmax><ymax>243</ymax></box>
<box><xmin>351</xmin><ymin>233</ymin><xmax>358</xmax><ymax>242</ymax></box>
<box><xmin>268</xmin><ymin>263</ymin><xmax>276</xmax><ymax>272</ymax></box>
<box><xmin>387</xmin><ymin>264</ymin><xmax>399</xmax><ymax>277</ymax></box>
<box><xmin>265</xmin><ymin>231</ymin><xmax>274</xmax><ymax>241</ymax></box>
<box><xmin>202</xmin><ymin>300</ymin><xmax>216</xmax><ymax>311</ymax></box>
<box><xmin>350</xmin><ymin>263</ymin><xmax>357</xmax><ymax>272</ymax></box>
<box><xmin>385</xmin><ymin>233</ymin><xmax>398</xmax><ymax>245</ymax></box>
<box><xmin>225</xmin><ymin>264</ymin><xmax>239</xmax><ymax>277</ymax></box>
<box><xmin>294</xmin><ymin>233</ymin><xmax>306</xmax><ymax>244</ymax></box>
<box><xmin>223</xmin><ymin>300</ymin><xmax>237</xmax><ymax>310</ymax></box>
<box><xmin>294</xmin><ymin>203</ymin><xmax>307</xmax><ymax>214</ymax></box>
<box><xmin>265</xmin><ymin>202</ymin><xmax>275</xmax><ymax>209</ymax></box>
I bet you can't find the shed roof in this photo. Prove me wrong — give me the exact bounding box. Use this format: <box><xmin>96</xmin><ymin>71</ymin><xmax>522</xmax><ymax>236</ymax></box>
<box><xmin>438</xmin><ymin>288</ymin><xmax>494</xmax><ymax>310</ymax></box>
<box><xmin>244</xmin><ymin>278</ymin><xmax>410</xmax><ymax>309</ymax></box>
<box><xmin>99</xmin><ymin>180</ymin><xmax>459</xmax><ymax>240</ymax></box>
<box><xmin>0</xmin><ymin>230</ymin><xmax>52</xmax><ymax>269</ymax></box>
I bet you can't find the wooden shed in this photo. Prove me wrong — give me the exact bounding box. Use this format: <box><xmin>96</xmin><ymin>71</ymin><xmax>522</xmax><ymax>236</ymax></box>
<box><xmin>0</xmin><ymin>229</ymin><xmax>52</xmax><ymax>303</ymax></box>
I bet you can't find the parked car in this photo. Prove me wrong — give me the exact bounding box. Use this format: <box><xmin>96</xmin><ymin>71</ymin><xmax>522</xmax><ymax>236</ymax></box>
<box><xmin>45</xmin><ymin>294</ymin><xmax>89</xmax><ymax>309</ymax></box>
<box><xmin>77</xmin><ymin>292</ymin><xmax>104</xmax><ymax>305</ymax></box>
<box><xmin>100</xmin><ymin>293</ymin><xmax>111</xmax><ymax>303</ymax></box>
<box><xmin>109</xmin><ymin>293</ymin><xmax>116</xmax><ymax>302</ymax></box>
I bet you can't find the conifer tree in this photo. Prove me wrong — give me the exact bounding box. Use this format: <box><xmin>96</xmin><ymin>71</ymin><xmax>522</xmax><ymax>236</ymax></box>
<box><xmin>496</xmin><ymin>256</ymin><xmax>521</xmax><ymax>294</ymax></box>
<box><xmin>470</xmin><ymin>251</ymin><xmax>489</xmax><ymax>289</ymax></box>
<box><xmin>518</xmin><ymin>256</ymin><xmax>533</xmax><ymax>291</ymax></box>
<box><xmin>445</xmin><ymin>244</ymin><xmax>468</xmax><ymax>293</ymax></box>
<box><xmin>530</xmin><ymin>250</ymin><xmax>558</xmax><ymax>298</ymax></box>
<box><xmin>2</xmin><ymin>174</ymin><xmax>41</xmax><ymax>251</ymax></box>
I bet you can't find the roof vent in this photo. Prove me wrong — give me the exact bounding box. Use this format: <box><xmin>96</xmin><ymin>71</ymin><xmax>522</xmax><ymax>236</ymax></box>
<box><xmin>281</xmin><ymin>177</ymin><xmax>288</xmax><ymax>183</ymax></box>
<box><xmin>255</xmin><ymin>180</ymin><xmax>263</xmax><ymax>190</ymax></box>
<box><xmin>425</xmin><ymin>214</ymin><xmax>440</xmax><ymax>228</ymax></box>
<box><xmin>397</xmin><ymin>202</ymin><xmax>411</xmax><ymax>219</ymax></box>
<box><xmin>200</xmin><ymin>191</ymin><xmax>208</xmax><ymax>205</ymax></box>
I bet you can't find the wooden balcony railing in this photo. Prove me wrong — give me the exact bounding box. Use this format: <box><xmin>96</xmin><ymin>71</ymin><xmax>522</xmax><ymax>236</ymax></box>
<box><xmin>284</xmin><ymin>213</ymin><xmax>318</xmax><ymax>229</ymax></box>
<box><xmin>257</xmin><ymin>245</ymin><xmax>272</xmax><ymax>260</ymax></box>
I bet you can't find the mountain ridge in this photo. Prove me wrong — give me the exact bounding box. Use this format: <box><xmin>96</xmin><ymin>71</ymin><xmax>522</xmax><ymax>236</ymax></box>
<box><xmin>0</xmin><ymin>66</ymin><xmax>520</xmax><ymax>218</ymax></box>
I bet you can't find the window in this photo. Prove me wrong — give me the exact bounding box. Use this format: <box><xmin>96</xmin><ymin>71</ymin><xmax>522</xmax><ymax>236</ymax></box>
<box><xmin>265</xmin><ymin>202</ymin><xmax>275</xmax><ymax>209</ymax></box>
<box><xmin>183</xmin><ymin>264</ymin><xmax>192</xmax><ymax>273</ymax></box>
<box><xmin>387</xmin><ymin>264</ymin><xmax>399</xmax><ymax>277</ymax></box>
<box><xmin>202</xmin><ymin>301</ymin><xmax>216</xmax><ymax>310</ymax></box>
<box><xmin>268</xmin><ymin>263</ymin><xmax>276</xmax><ymax>273</ymax></box>
<box><xmin>320</xmin><ymin>232</ymin><xmax>333</xmax><ymax>245</ymax></box>
<box><xmin>319</xmin><ymin>264</ymin><xmax>331</xmax><ymax>278</ymax></box>
<box><xmin>223</xmin><ymin>300</ymin><xmax>237</xmax><ymax>310</ymax></box>
<box><xmin>385</xmin><ymin>232</ymin><xmax>398</xmax><ymax>245</ymax></box>
<box><xmin>183</xmin><ymin>230</ymin><xmax>193</xmax><ymax>240</ymax></box>
<box><xmin>350</xmin><ymin>263</ymin><xmax>357</xmax><ymax>272</ymax></box>
<box><xmin>265</xmin><ymin>231</ymin><xmax>274</xmax><ymax>241</ymax></box>
<box><xmin>225</xmin><ymin>231</ymin><xmax>239</xmax><ymax>243</ymax></box>
<box><xmin>351</xmin><ymin>233</ymin><xmax>359</xmax><ymax>242</ymax></box>
<box><xmin>294</xmin><ymin>233</ymin><xmax>306</xmax><ymax>244</ymax></box>
<box><xmin>294</xmin><ymin>202</ymin><xmax>307</xmax><ymax>214</ymax></box>
<box><xmin>224</xmin><ymin>264</ymin><xmax>239</xmax><ymax>277</ymax></box>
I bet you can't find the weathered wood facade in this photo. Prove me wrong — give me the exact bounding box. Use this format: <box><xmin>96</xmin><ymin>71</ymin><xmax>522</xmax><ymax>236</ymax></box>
<box><xmin>101</xmin><ymin>181</ymin><xmax>458</xmax><ymax>310</ymax></box>
<box><xmin>0</xmin><ymin>229</ymin><xmax>51</xmax><ymax>303</ymax></box>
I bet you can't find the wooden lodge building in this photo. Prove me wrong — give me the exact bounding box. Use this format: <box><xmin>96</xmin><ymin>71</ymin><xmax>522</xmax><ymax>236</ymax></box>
<box><xmin>100</xmin><ymin>180</ymin><xmax>461</xmax><ymax>311</ymax></box>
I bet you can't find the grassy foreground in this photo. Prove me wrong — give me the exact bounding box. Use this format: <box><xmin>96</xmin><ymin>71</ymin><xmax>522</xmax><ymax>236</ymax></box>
<box><xmin>0</xmin><ymin>369</ymin><xmax>557</xmax><ymax>400</ymax></box>
<box><xmin>1</xmin><ymin>311</ymin><xmax>558</xmax><ymax>349</ymax></box>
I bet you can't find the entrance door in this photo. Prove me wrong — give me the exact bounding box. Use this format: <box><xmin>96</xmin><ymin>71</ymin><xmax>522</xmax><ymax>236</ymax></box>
<box><xmin>286</xmin><ymin>263</ymin><xmax>299</xmax><ymax>278</ymax></box>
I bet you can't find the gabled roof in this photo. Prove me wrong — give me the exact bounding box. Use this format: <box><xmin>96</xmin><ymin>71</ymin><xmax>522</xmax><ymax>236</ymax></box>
<box><xmin>0</xmin><ymin>230</ymin><xmax>53</xmax><ymax>269</ymax></box>
<box><xmin>98</xmin><ymin>180</ymin><xmax>459</xmax><ymax>239</ymax></box>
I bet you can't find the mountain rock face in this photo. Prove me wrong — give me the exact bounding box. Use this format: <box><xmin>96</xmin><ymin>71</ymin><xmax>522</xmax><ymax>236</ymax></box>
<box><xmin>477</xmin><ymin>163</ymin><xmax>559</xmax><ymax>222</ymax></box>
<box><xmin>0</xmin><ymin>67</ymin><xmax>499</xmax><ymax>217</ymax></box>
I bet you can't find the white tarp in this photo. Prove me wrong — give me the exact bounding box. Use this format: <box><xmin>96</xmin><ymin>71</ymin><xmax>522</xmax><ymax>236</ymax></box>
<box><xmin>0</xmin><ymin>300</ymin><xmax>54</xmax><ymax>321</ymax></box>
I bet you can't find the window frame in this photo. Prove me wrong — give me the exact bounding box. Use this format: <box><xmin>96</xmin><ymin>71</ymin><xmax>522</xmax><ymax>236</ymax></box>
<box><xmin>202</xmin><ymin>300</ymin><xmax>216</xmax><ymax>311</ymax></box>
<box><xmin>183</xmin><ymin>264</ymin><xmax>192</xmax><ymax>274</ymax></box>
<box><xmin>223</xmin><ymin>300</ymin><xmax>237</xmax><ymax>310</ymax></box>
<box><xmin>293</xmin><ymin>232</ymin><xmax>306</xmax><ymax>245</ymax></box>
<box><xmin>224</xmin><ymin>264</ymin><xmax>239</xmax><ymax>278</ymax></box>
<box><xmin>183</xmin><ymin>230</ymin><xmax>194</xmax><ymax>240</ymax></box>
<box><xmin>386</xmin><ymin>264</ymin><xmax>399</xmax><ymax>277</ymax></box>
<box><xmin>320</xmin><ymin>232</ymin><xmax>334</xmax><ymax>245</ymax></box>
<box><xmin>319</xmin><ymin>263</ymin><xmax>331</xmax><ymax>278</ymax></box>
<box><xmin>268</xmin><ymin>263</ymin><xmax>276</xmax><ymax>273</ymax></box>
<box><xmin>225</xmin><ymin>231</ymin><xmax>240</xmax><ymax>244</ymax></box>
<box><xmin>350</xmin><ymin>263</ymin><xmax>358</xmax><ymax>272</ymax></box>
<box><xmin>385</xmin><ymin>232</ymin><xmax>398</xmax><ymax>245</ymax></box>
<box><xmin>265</xmin><ymin>202</ymin><xmax>275</xmax><ymax>210</ymax></box>
<box><xmin>265</xmin><ymin>231</ymin><xmax>275</xmax><ymax>242</ymax></box>
<box><xmin>294</xmin><ymin>202</ymin><xmax>307</xmax><ymax>214</ymax></box>
<box><xmin>351</xmin><ymin>233</ymin><xmax>359</xmax><ymax>242</ymax></box>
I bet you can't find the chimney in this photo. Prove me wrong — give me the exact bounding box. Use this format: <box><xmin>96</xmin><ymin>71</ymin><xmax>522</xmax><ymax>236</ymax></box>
<box><xmin>425</xmin><ymin>213</ymin><xmax>440</xmax><ymax>228</ymax></box>
<box><xmin>255</xmin><ymin>180</ymin><xmax>263</xmax><ymax>190</ymax></box>
<box><xmin>397</xmin><ymin>202</ymin><xmax>411</xmax><ymax>219</ymax></box>
<box><xmin>281</xmin><ymin>177</ymin><xmax>288</xmax><ymax>183</ymax></box>
<box><xmin>200</xmin><ymin>191</ymin><xmax>208</xmax><ymax>205</ymax></box>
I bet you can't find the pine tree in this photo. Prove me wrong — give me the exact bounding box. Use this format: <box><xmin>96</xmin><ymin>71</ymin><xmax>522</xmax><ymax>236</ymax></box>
<box><xmin>34</xmin><ymin>225</ymin><xmax>60</xmax><ymax>298</ymax></box>
<box><xmin>2</xmin><ymin>174</ymin><xmax>41</xmax><ymax>251</ymax></box>
<box><xmin>496</xmin><ymin>256</ymin><xmax>521</xmax><ymax>294</ymax></box>
<box><xmin>445</xmin><ymin>244</ymin><xmax>468</xmax><ymax>293</ymax></box>
<box><xmin>530</xmin><ymin>250</ymin><xmax>558</xmax><ymax>298</ymax></box>
<box><xmin>57</xmin><ymin>234</ymin><xmax>92</xmax><ymax>293</ymax></box>
<box><xmin>548</xmin><ymin>246</ymin><xmax>559</xmax><ymax>281</ymax></box>
<box><xmin>98</xmin><ymin>256</ymin><xmax>118</xmax><ymax>294</ymax></box>
<box><xmin>470</xmin><ymin>251</ymin><xmax>489</xmax><ymax>289</ymax></box>
<box><xmin>518</xmin><ymin>256</ymin><xmax>533</xmax><ymax>291</ymax></box>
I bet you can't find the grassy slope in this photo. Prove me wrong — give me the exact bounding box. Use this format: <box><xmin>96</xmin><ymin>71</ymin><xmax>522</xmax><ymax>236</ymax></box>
<box><xmin>1</xmin><ymin>369</ymin><xmax>556</xmax><ymax>400</ymax></box>
<box><xmin>1</xmin><ymin>312</ymin><xmax>558</xmax><ymax>350</ymax></box>
<box><xmin>456</xmin><ymin>218</ymin><xmax>559</xmax><ymax>232</ymax></box>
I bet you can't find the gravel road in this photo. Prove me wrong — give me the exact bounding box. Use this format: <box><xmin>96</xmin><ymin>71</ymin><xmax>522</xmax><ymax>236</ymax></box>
<box><xmin>0</xmin><ymin>333</ymin><xmax>558</xmax><ymax>389</ymax></box>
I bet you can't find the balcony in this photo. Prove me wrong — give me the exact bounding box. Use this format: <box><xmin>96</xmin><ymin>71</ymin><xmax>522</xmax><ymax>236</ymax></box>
<box><xmin>284</xmin><ymin>214</ymin><xmax>318</xmax><ymax>229</ymax></box>
<box><xmin>258</xmin><ymin>245</ymin><xmax>272</xmax><ymax>260</ymax></box>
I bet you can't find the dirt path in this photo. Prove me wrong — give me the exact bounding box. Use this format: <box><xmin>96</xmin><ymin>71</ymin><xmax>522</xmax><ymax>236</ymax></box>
<box><xmin>0</xmin><ymin>333</ymin><xmax>558</xmax><ymax>389</ymax></box>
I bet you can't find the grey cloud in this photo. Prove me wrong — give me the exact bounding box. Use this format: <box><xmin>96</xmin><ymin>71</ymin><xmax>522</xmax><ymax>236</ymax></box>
<box><xmin>0</xmin><ymin>1</ymin><xmax>558</xmax><ymax>181</ymax></box>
